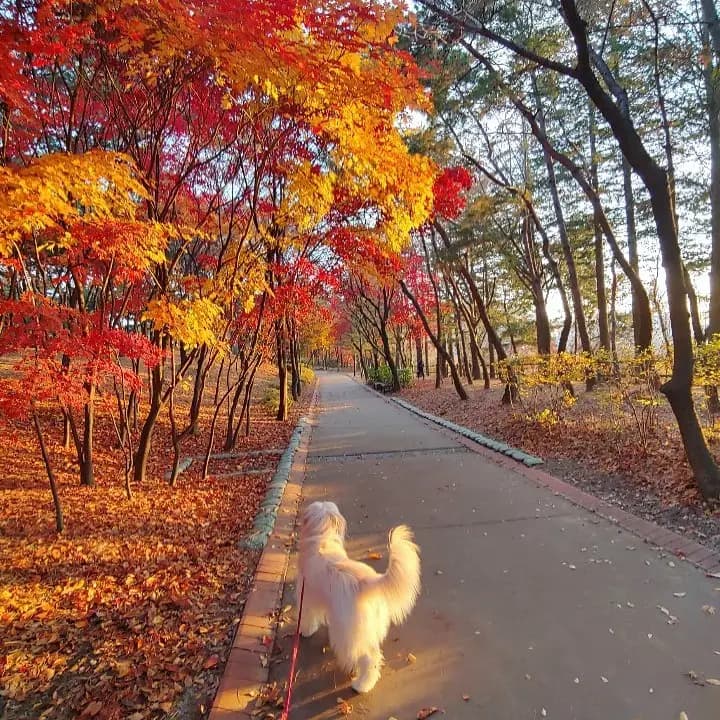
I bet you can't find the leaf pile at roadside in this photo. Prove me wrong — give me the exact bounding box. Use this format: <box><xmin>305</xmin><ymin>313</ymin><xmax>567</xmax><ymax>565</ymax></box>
<box><xmin>401</xmin><ymin>380</ymin><xmax>714</xmax><ymax>508</ymax></box>
<box><xmin>0</xmin><ymin>376</ymin><xmax>310</xmax><ymax>720</ymax></box>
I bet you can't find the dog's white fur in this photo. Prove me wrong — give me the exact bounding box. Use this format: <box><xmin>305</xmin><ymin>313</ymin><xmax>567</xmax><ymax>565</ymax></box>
<box><xmin>296</xmin><ymin>501</ymin><xmax>421</xmax><ymax>693</ymax></box>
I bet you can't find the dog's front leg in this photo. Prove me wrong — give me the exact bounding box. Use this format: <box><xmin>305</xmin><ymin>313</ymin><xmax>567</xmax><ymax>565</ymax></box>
<box><xmin>299</xmin><ymin>606</ymin><xmax>322</xmax><ymax>637</ymax></box>
<box><xmin>351</xmin><ymin>649</ymin><xmax>382</xmax><ymax>693</ymax></box>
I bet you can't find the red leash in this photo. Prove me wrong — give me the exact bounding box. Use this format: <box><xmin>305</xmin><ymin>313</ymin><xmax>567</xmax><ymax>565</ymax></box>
<box><xmin>280</xmin><ymin>579</ymin><xmax>305</xmax><ymax>720</ymax></box>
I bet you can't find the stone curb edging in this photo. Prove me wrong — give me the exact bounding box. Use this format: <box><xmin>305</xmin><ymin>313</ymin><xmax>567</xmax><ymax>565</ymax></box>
<box><xmin>208</xmin><ymin>380</ymin><xmax>319</xmax><ymax>720</ymax></box>
<box><xmin>378</xmin><ymin>386</ymin><xmax>720</xmax><ymax>578</ymax></box>
<box><xmin>240</xmin><ymin>418</ymin><xmax>309</xmax><ymax>550</ymax></box>
<box><xmin>392</xmin><ymin>396</ymin><xmax>544</xmax><ymax>467</ymax></box>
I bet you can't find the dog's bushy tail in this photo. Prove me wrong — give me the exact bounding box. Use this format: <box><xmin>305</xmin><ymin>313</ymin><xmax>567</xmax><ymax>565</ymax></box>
<box><xmin>363</xmin><ymin>525</ymin><xmax>420</xmax><ymax>625</ymax></box>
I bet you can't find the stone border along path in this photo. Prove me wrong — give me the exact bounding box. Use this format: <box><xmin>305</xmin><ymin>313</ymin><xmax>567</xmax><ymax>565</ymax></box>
<box><xmin>357</xmin><ymin>378</ymin><xmax>720</xmax><ymax>577</ymax></box>
<box><xmin>208</xmin><ymin>381</ymin><xmax>319</xmax><ymax>720</ymax></box>
<box><xmin>163</xmin><ymin>448</ymin><xmax>285</xmax><ymax>482</ymax></box>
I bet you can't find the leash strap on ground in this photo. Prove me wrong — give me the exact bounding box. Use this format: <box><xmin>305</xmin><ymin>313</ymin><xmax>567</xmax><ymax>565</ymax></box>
<box><xmin>280</xmin><ymin>579</ymin><xmax>305</xmax><ymax>720</ymax></box>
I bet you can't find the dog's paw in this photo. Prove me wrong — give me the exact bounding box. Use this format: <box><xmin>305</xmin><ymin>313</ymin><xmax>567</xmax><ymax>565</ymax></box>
<box><xmin>351</xmin><ymin>675</ymin><xmax>379</xmax><ymax>693</ymax></box>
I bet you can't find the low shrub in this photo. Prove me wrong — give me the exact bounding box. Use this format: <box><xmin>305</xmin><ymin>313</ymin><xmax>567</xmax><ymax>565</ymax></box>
<box><xmin>367</xmin><ymin>365</ymin><xmax>413</xmax><ymax>389</ymax></box>
<box><xmin>263</xmin><ymin>385</ymin><xmax>293</xmax><ymax>415</ymax></box>
<box><xmin>300</xmin><ymin>364</ymin><xmax>315</xmax><ymax>385</ymax></box>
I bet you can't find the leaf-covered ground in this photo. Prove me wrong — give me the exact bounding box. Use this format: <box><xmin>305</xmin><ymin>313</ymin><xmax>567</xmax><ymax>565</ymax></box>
<box><xmin>400</xmin><ymin>379</ymin><xmax>720</xmax><ymax>551</ymax></box>
<box><xmin>0</xmin><ymin>366</ymin><xmax>312</xmax><ymax>720</ymax></box>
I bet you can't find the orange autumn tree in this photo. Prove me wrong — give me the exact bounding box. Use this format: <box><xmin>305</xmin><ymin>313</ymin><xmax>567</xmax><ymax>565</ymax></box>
<box><xmin>0</xmin><ymin>151</ymin><xmax>170</xmax><ymax>525</ymax></box>
<box><xmin>0</xmin><ymin>0</ymin><xmax>438</xmax><ymax>496</ymax></box>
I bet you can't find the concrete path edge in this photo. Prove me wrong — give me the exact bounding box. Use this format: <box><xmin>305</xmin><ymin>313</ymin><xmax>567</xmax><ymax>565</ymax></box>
<box><xmin>208</xmin><ymin>380</ymin><xmax>319</xmax><ymax>720</ymax></box>
<box><xmin>355</xmin><ymin>376</ymin><xmax>720</xmax><ymax>578</ymax></box>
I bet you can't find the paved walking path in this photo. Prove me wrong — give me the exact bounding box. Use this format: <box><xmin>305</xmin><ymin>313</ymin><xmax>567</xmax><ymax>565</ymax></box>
<box><xmin>270</xmin><ymin>373</ymin><xmax>720</xmax><ymax>720</ymax></box>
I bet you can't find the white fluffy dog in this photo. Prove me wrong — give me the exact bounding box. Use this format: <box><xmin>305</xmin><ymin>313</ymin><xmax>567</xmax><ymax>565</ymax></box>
<box><xmin>296</xmin><ymin>501</ymin><xmax>421</xmax><ymax>693</ymax></box>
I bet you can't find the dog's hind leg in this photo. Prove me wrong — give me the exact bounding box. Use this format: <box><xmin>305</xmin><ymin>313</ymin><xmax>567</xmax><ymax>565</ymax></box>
<box><xmin>351</xmin><ymin>649</ymin><xmax>382</xmax><ymax>693</ymax></box>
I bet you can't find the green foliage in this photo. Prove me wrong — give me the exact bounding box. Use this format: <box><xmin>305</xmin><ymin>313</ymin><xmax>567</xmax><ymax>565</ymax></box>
<box><xmin>367</xmin><ymin>364</ymin><xmax>393</xmax><ymax>386</ymax></box>
<box><xmin>263</xmin><ymin>385</ymin><xmax>292</xmax><ymax>415</ymax></box>
<box><xmin>695</xmin><ymin>335</ymin><xmax>720</xmax><ymax>387</ymax></box>
<box><xmin>366</xmin><ymin>365</ymin><xmax>413</xmax><ymax>389</ymax></box>
<box><xmin>398</xmin><ymin>366</ymin><xmax>414</xmax><ymax>388</ymax></box>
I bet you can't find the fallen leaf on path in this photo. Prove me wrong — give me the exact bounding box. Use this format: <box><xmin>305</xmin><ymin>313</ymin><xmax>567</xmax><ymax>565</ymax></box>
<box><xmin>601</xmin><ymin>676</ymin><xmax>608</xmax><ymax>683</ymax></box>
<box><xmin>702</xmin><ymin>605</ymin><xmax>716</xmax><ymax>615</ymax></box>
<box><xmin>674</xmin><ymin>592</ymin><xmax>687</xmax><ymax>598</ymax></box>
<box><xmin>706</xmin><ymin>678</ymin><xmax>720</xmax><ymax>686</ymax></box>
<box><xmin>115</xmin><ymin>660</ymin><xmax>133</xmax><ymax>677</ymax></box>
<box><xmin>679</xmin><ymin>713</ymin><xmax>689</xmax><ymax>720</ymax></box>
<box><xmin>687</xmin><ymin>670</ymin><xmax>704</xmax><ymax>686</ymax></box>
<box><xmin>706</xmin><ymin>572</ymin><xmax>720</xmax><ymax>579</ymax></box>
<box><xmin>657</xmin><ymin>605</ymin><xmax>678</xmax><ymax>624</ymax></box>
<box><xmin>336</xmin><ymin>698</ymin><xmax>353</xmax><ymax>715</ymax></box>
<box><xmin>417</xmin><ymin>707</ymin><xmax>442</xmax><ymax>719</ymax></box>
<box><xmin>203</xmin><ymin>654</ymin><xmax>220</xmax><ymax>669</ymax></box>
<box><xmin>82</xmin><ymin>701</ymin><xmax>103</xmax><ymax>717</ymax></box>
<box><xmin>406</xmin><ymin>653</ymin><xmax>417</xmax><ymax>663</ymax></box>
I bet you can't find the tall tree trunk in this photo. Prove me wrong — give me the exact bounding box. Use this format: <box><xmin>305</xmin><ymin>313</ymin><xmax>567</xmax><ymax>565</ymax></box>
<box><xmin>702</xmin><ymin>0</ymin><xmax>720</xmax><ymax>412</ymax></box>
<box><xmin>684</xmin><ymin>264</ymin><xmax>705</xmax><ymax>344</ymax></box>
<box><xmin>379</xmin><ymin>320</ymin><xmax>401</xmax><ymax>392</ymax></box>
<box><xmin>532</xmin><ymin>79</ymin><xmax>592</xmax><ymax>360</ymax></box>
<box><xmin>542</xmin><ymin>149</ymin><xmax>592</xmax><ymax>355</ymax></box>
<box><xmin>419</xmin><ymin>230</ymin><xmax>445</xmax><ymax>389</ymax></box>
<box><xmin>458</xmin><ymin>320</ymin><xmax>472</xmax><ymax>383</ymax></box>
<box><xmin>561</xmin><ymin>0</ymin><xmax>720</xmax><ymax>500</ymax></box>
<box><xmin>276</xmin><ymin>318</ymin><xmax>288</xmax><ymax>421</ymax></box>
<box><xmin>290</xmin><ymin>319</ymin><xmax>302</xmax><ymax>400</ymax></box>
<box><xmin>80</xmin><ymin>384</ymin><xmax>95</xmax><ymax>487</ymax></box>
<box><xmin>134</xmin><ymin>391</ymin><xmax>162</xmax><ymax>485</ymax></box>
<box><xmin>399</xmin><ymin>279</ymin><xmax>468</xmax><ymax>400</ymax></box>
<box><xmin>449</xmin><ymin>273</ymin><xmax>485</xmax><ymax>378</ymax></box>
<box><xmin>424</xmin><ymin>337</ymin><xmax>430</xmax><ymax>381</ymax></box>
<box><xmin>610</xmin><ymin>259</ymin><xmax>620</xmax><ymax>372</ymax></box>
<box><xmin>445</xmin><ymin>275</ymin><xmax>473</xmax><ymax>384</ymax></box>
<box><xmin>188</xmin><ymin>346</ymin><xmax>208</xmax><ymax>435</ymax></box>
<box><xmin>414</xmin><ymin>334</ymin><xmax>425</xmax><ymax>378</ymax></box>
<box><xmin>134</xmin><ymin>332</ymin><xmax>168</xmax><ymax>485</ymax></box>
<box><xmin>33</xmin><ymin>407</ymin><xmax>64</xmax><ymax>533</ymax></box>
<box><xmin>621</xmin><ymin>156</ymin><xmax>646</xmax><ymax>351</ymax></box>
<box><xmin>433</xmin><ymin>221</ymin><xmax>516</xmax><ymax>400</ymax></box>
<box><xmin>651</xmin><ymin>278</ymin><xmax>672</xmax><ymax>357</ymax></box>
<box><xmin>589</xmin><ymin>104</ymin><xmax>611</xmax><ymax>351</ymax></box>
<box><xmin>531</xmin><ymin>277</ymin><xmax>552</xmax><ymax>355</ymax></box>
<box><xmin>488</xmin><ymin>334</ymin><xmax>496</xmax><ymax>379</ymax></box>
<box><xmin>224</xmin><ymin>370</ymin><xmax>248</xmax><ymax>450</ymax></box>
